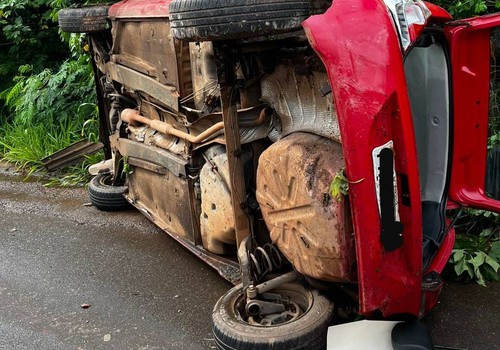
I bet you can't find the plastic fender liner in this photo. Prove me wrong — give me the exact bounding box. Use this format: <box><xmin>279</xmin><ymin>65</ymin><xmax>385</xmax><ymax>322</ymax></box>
<box><xmin>303</xmin><ymin>0</ymin><xmax>423</xmax><ymax>317</ymax></box>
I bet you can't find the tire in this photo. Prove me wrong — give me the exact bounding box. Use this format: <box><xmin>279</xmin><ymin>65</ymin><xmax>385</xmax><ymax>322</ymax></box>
<box><xmin>212</xmin><ymin>282</ymin><xmax>334</xmax><ymax>350</ymax></box>
<box><xmin>58</xmin><ymin>6</ymin><xmax>110</xmax><ymax>33</ymax></box>
<box><xmin>169</xmin><ymin>0</ymin><xmax>310</xmax><ymax>41</ymax></box>
<box><xmin>88</xmin><ymin>173</ymin><xmax>131</xmax><ymax>211</ymax></box>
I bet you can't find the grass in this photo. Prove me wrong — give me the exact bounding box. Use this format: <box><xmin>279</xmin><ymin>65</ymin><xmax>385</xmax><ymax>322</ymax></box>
<box><xmin>0</xmin><ymin>113</ymin><xmax>102</xmax><ymax>186</ymax></box>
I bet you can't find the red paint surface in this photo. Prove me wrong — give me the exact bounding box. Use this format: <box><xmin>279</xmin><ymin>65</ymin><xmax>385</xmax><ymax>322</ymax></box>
<box><xmin>421</xmin><ymin>226</ymin><xmax>454</xmax><ymax>316</ymax></box>
<box><xmin>407</xmin><ymin>1</ymin><xmax>450</xmax><ymax>47</ymax></box>
<box><xmin>424</xmin><ymin>1</ymin><xmax>452</xmax><ymax>23</ymax></box>
<box><xmin>426</xmin><ymin>226</ymin><xmax>455</xmax><ymax>275</ymax></box>
<box><xmin>304</xmin><ymin>0</ymin><xmax>423</xmax><ymax>317</ymax></box>
<box><xmin>109</xmin><ymin>0</ymin><xmax>172</xmax><ymax>19</ymax></box>
<box><xmin>446</xmin><ymin>16</ymin><xmax>500</xmax><ymax>212</ymax></box>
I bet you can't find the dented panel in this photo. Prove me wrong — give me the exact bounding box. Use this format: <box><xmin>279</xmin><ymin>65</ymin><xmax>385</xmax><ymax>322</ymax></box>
<box><xmin>111</xmin><ymin>20</ymin><xmax>180</xmax><ymax>88</ymax></box>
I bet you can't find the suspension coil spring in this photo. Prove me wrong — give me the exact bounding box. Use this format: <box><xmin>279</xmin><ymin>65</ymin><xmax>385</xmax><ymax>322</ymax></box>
<box><xmin>249</xmin><ymin>243</ymin><xmax>282</xmax><ymax>281</ymax></box>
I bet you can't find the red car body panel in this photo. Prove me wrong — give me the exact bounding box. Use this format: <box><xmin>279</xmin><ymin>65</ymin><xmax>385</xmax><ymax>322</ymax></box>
<box><xmin>424</xmin><ymin>2</ymin><xmax>452</xmax><ymax>23</ymax></box>
<box><xmin>109</xmin><ymin>0</ymin><xmax>171</xmax><ymax>19</ymax></box>
<box><xmin>420</xmin><ymin>227</ymin><xmax>455</xmax><ymax>314</ymax></box>
<box><xmin>426</xmin><ymin>227</ymin><xmax>455</xmax><ymax>274</ymax></box>
<box><xmin>446</xmin><ymin>16</ymin><xmax>500</xmax><ymax>212</ymax></box>
<box><xmin>303</xmin><ymin>0</ymin><xmax>423</xmax><ymax>317</ymax></box>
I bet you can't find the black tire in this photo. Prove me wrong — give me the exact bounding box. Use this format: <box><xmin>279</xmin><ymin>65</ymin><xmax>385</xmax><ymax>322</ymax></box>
<box><xmin>169</xmin><ymin>0</ymin><xmax>310</xmax><ymax>41</ymax></box>
<box><xmin>88</xmin><ymin>173</ymin><xmax>131</xmax><ymax>211</ymax></box>
<box><xmin>212</xmin><ymin>282</ymin><xmax>333</xmax><ymax>350</ymax></box>
<box><xmin>58</xmin><ymin>6</ymin><xmax>110</xmax><ymax>33</ymax></box>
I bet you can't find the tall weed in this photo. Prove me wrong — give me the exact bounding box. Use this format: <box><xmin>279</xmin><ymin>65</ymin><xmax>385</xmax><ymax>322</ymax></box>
<box><xmin>0</xmin><ymin>118</ymin><xmax>89</xmax><ymax>174</ymax></box>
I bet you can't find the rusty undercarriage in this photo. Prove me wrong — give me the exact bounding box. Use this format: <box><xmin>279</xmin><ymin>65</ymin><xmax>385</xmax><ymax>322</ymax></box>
<box><xmin>59</xmin><ymin>1</ymin><xmax>355</xmax><ymax>348</ymax></box>
<box><xmin>83</xmin><ymin>0</ymin><xmax>354</xmax><ymax>287</ymax></box>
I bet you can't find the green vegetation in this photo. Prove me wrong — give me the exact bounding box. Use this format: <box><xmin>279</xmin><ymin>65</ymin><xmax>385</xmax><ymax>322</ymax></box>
<box><xmin>433</xmin><ymin>0</ymin><xmax>500</xmax><ymax>18</ymax></box>
<box><xmin>330</xmin><ymin>170</ymin><xmax>349</xmax><ymax>201</ymax></box>
<box><xmin>0</xmin><ymin>0</ymin><xmax>68</xmax><ymax>93</ymax></box>
<box><xmin>0</xmin><ymin>0</ymin><xmax>100</xmax><ymax>186</ymax></box>
<box><xmin>448</xmin><ymin>210</ymin><xmax>500</xmax><ymax>285</ymax></box>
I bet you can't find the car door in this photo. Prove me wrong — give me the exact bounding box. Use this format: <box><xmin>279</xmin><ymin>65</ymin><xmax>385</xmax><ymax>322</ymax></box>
<box><xmin>446</xmin><ymin>15</ymin><xmax>500</xmax><ymax>212</ymax></box>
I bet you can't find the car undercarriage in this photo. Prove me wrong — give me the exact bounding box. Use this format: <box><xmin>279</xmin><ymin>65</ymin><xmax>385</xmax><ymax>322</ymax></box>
<box><xmin>56</xmin><ymin>0</ymin><xmax>500</xmax><ymax>348</ymax></box>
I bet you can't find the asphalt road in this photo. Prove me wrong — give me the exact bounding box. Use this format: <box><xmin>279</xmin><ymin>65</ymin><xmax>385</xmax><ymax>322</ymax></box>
<box><xmin>0</xmin><ymin>172</ymin><xmax>499</xmax><ymax>350</ymax></box>
<box><xmin>0</xmin><ymin>173</ymin><xmax>230</xmax><ymax>350</ymax></box>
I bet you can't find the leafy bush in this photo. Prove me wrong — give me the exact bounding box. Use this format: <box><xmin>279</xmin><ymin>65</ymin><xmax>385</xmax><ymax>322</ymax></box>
<box><xmin>449</xmin><ymin>211</ymin><xmax>500</xmax><ymax>286</ymax></box>
<box><xmin>0</xmin><ymin>0</ymin><xmax>101</xmax><ymax>186</ymax></box>
<box><xmin>447</xmin><ymin>209</ymin><xmax>500</xmax><ymax>285</ymax></box>
<box><xmin>433</xmin><ymin>0</ymin><xmax>500</xmax><ymax>18</ymax></box>
<box><xmin>0</xmin><ymin>0</ymin><xmax>70</xmax><ymax>96</ymax></box>
<box><xmin>2</xmin><ymin>53</ymin><xmax>95</xmax><ymax>126</ymax></box>
<box><xmin>450</xmin><ymin>238</ymin><xmax>500</xmax><ymax>286</ymax></box>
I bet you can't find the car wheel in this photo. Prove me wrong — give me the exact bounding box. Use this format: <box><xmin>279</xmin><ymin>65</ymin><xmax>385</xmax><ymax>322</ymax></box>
<box><xmin>169</xmin><ymin>0</ymin><xmax>310</xmax><ymax>41</ymax></box>
<box><xmin>88</xmin><ymin>173</ymin><xmax>131</xmax><ymax>212</ymax></box>
<box><xmin>212</xmin><ymin>282</ymin><xmax>333</xmax><ymax>350</ymax></box>
<box><xmin>58</xmin><ymin>6</ymin><xmax>110</xmax><ymax>33</ymax></box>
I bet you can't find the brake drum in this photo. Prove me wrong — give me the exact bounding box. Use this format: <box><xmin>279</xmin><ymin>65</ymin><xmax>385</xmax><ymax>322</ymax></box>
<box><xmin>256</xmin><ymin>133</ymin><xmax>356</xmax><ymax>282</ymax></box>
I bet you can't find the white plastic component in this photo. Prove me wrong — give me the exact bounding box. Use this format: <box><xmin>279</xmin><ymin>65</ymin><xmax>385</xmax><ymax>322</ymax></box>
<box><xmin>326</xmin><ymin>320</ymin><xmax>401</xmax><ymax>350</ymax></box>
<box><xmin>402</xmin><ymin>2</ymin><xmax>427</xmax><ymax>25</ymax></box>
<box><xmin>372</xmin><ymin>140</ymin><xmax>400</xmax><ymax>221</ymax></box>
<box><xmin>89</xmin><ymin>159</ymin><xmax>114</xmax><ymax>176</ymax></box>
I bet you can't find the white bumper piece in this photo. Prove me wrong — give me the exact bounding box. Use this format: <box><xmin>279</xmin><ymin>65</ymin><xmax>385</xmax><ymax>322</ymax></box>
<box><xmin>327</xmin><ymin>320</ymin><xmax>401</xmax><ymax>350</ymax></box>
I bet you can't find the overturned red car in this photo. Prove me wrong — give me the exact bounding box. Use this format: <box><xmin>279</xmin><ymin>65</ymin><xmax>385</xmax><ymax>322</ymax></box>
<box><xmin>57</xmin><ymin>0</ymin><xmax>500</xmax><ymax>348</ymax></box>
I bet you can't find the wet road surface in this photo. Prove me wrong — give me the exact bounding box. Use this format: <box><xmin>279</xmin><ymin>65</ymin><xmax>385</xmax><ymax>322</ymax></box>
<box><xmin>0</xmin><ymin>172</ymin><xmax>499</xmax><ymax>350</ymax></box>
<box><xmin>425</xmin><ymin>281</ymin><xmax>500</xmax><ymax>350</ymax></box>
<box><xmin>0</xmin><ymin>174</ymin><xmax>230</xmax><ymax>349</ymax></box>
